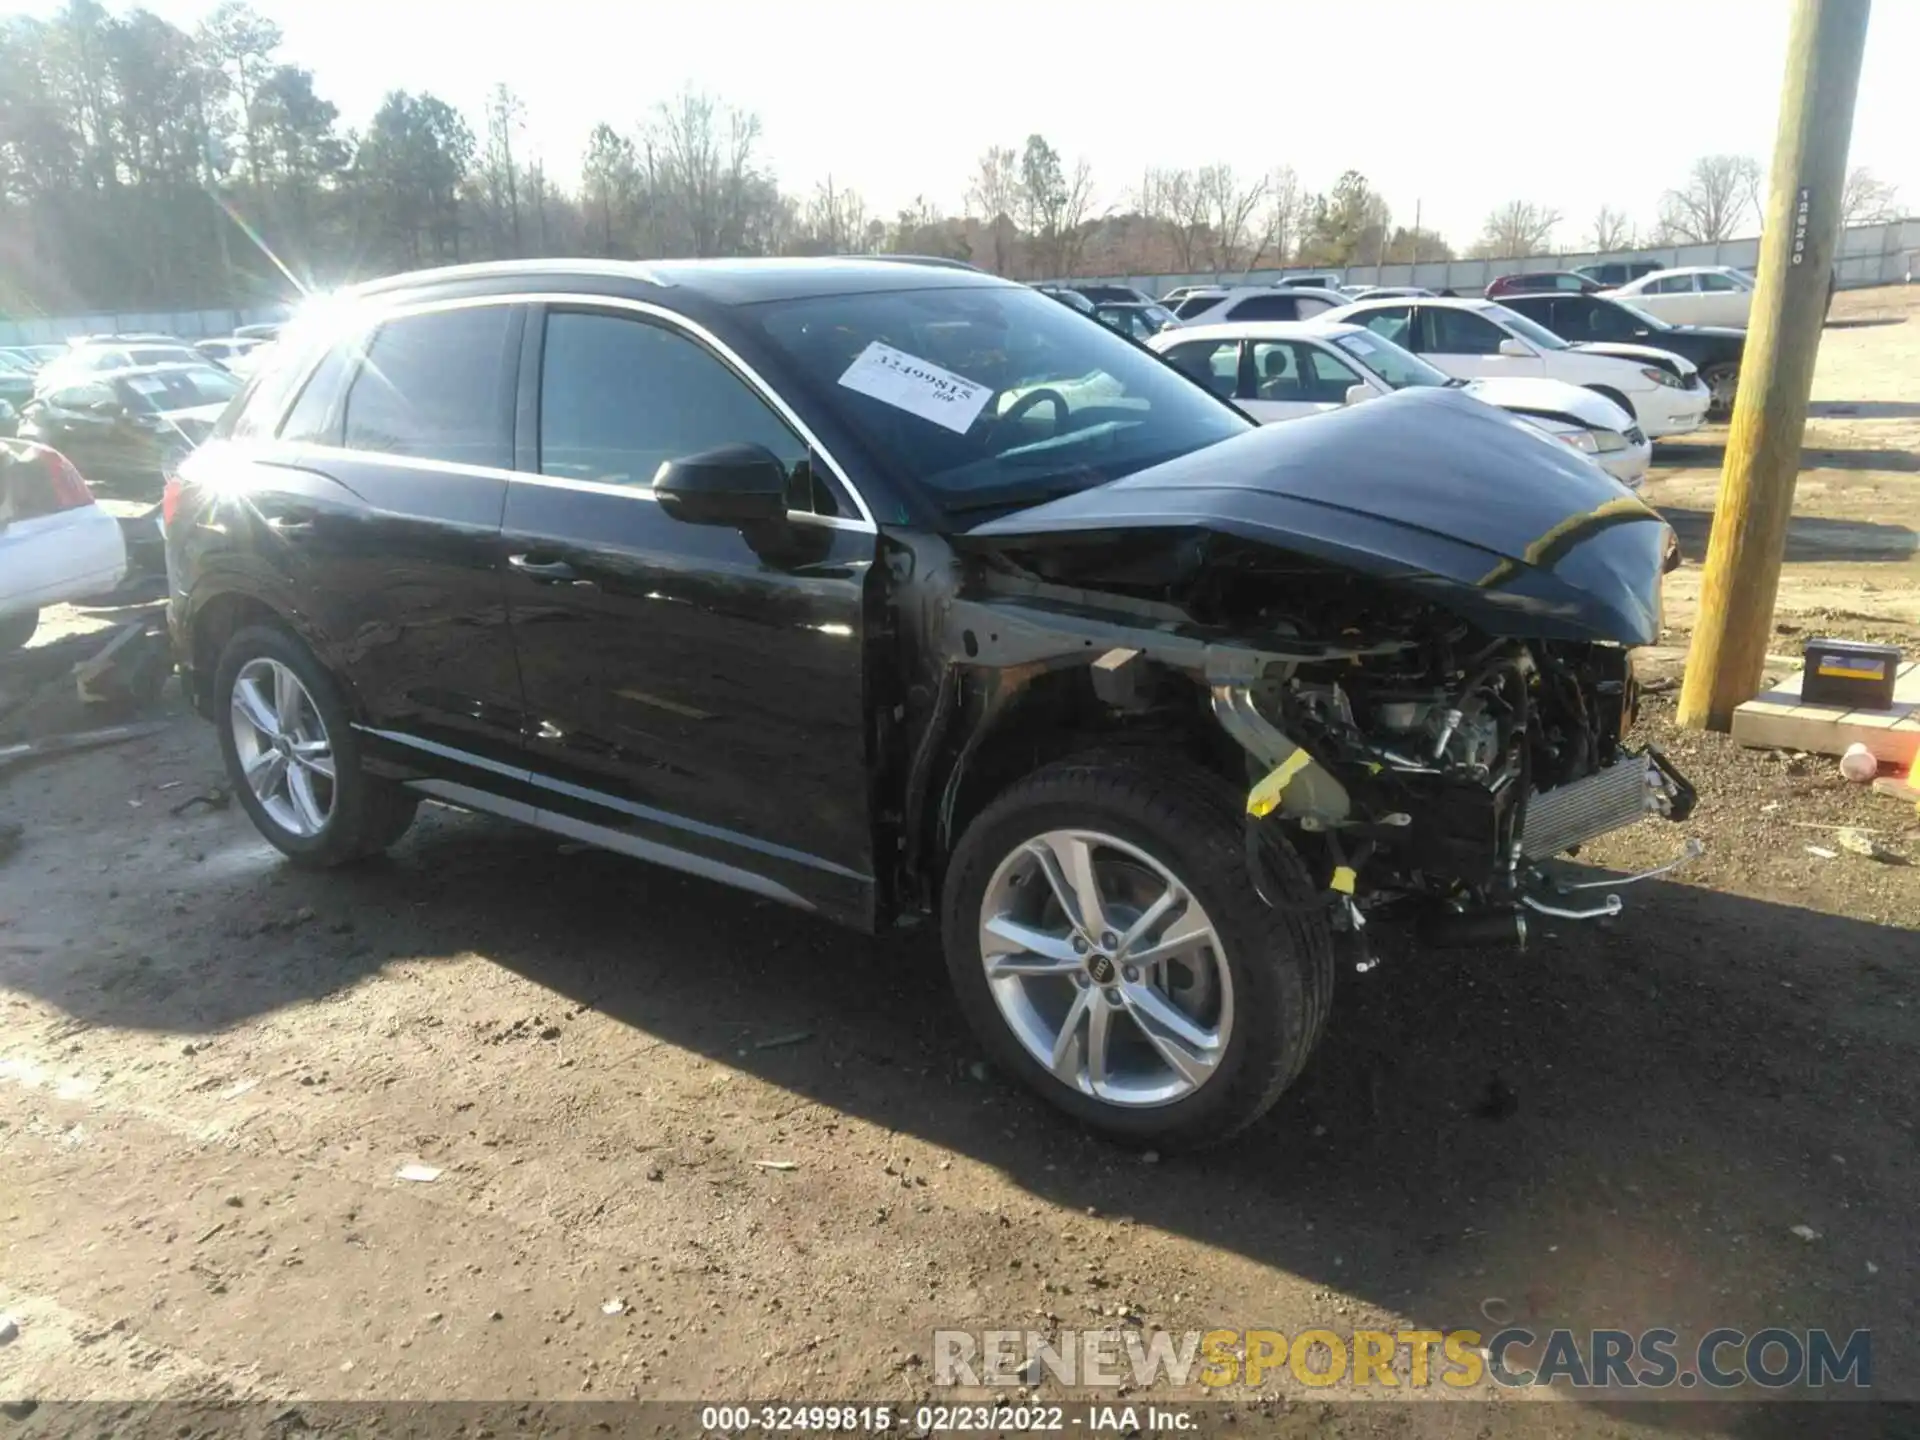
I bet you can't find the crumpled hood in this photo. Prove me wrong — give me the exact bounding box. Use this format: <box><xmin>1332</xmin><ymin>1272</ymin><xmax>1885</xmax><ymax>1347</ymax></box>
<box><xmin>959</xmin><ymin>387</ymin><xmax>1671</xmax><ymax>645</ymax></box>
<box><xmin>1463</xmin><ymin>376</ymin><xmax>1634</xmax><ymax>431</ymax></box>
<box><xmin>1570</xmin><ymin>340</ymin><xmax>1700</xmax><ymax>377</ymax></box>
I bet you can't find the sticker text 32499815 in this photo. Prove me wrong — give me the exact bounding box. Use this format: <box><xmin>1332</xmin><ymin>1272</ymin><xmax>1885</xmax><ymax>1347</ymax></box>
<box><xmin>837</xmin><ymin>341</ymin><xmax>992</xmax><ymax>435</ymax></box>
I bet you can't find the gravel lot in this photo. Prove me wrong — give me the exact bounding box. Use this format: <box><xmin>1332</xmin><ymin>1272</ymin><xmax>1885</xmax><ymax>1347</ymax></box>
<box><xmin>2</xmin><ymin>287</ymin><xmax>1918</xmax><ymax>1437</ymax></box>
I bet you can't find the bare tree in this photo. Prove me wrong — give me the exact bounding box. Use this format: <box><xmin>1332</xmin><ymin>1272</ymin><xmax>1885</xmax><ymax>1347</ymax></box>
<box><xmin>800</xmin><ymin>174</ymin><xmax>868</xmax><ymax>253</ymax></box>
<box><xmin>479</xmin><ymin>82</ymin><xmax>524</xmax><ymax>256</ymax></box>
<box><xmin>1244</xmin><ymin>165</ymin><xmax>1300</xmax><ymax>271</ymax></box>
<box><xmin>580</xmin><ymin>122</ymin><xmax>639</xmax><ymax>255</ymax></box>
<box><xmin>1842</xmin><ymin>166</ymin><xmax>1900</xmax><ymax>227</ymax></box>
<box><xmin>1658</xmin><ymin>155</ymin><xmax>1761</xmax><ymax>243</ymax></box>
<box><xmin>1195</xmin><ymin>164</ymin><xmax>1268</xmax><ymax>273</ymax></box>
<box><xmin>1051</xmin><ymin>157</ymin><xmax>1100</xmax><ymax>276</ymax></box>
<box><xmin>641</xmin><ymin>89</ymin><xmax>769</xmax><ymax>257</ymax></box>
<box><xmin>965</xmin><ymin>145</ymin><xmax>1019</xmax><ymax>273</ymax></box>
<box><xmin>1587</xmin><ymin>204</ymin><xmax>1634</xmax><ymax>252</ymax></box>
<box><xmin>1137</xmin><ymin>167</ymin><xmax>1208</xmax><ymax>272</ymax></box>
<box><xmin>1472</xmin><ymin>200</ymin><xmax>1561</xmax><ymax>259</ymax></box>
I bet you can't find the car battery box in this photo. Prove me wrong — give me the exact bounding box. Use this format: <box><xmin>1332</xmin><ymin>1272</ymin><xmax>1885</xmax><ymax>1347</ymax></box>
<box><xmin>1800</xmin><ymin>637</ymin><xmax>1902</xmax><ymax>710</ymax></box>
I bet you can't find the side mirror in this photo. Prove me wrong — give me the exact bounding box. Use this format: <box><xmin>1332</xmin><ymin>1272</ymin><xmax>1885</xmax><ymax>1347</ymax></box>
<box><xmin>654</xmin><ymin>442</ymin><xmax>790</xmax><ymax>527</ymax></box>
<box><xmin>88</xmin><ymin>397</ymin><xmax>125</xmax><ymax>417</ymax></box>
<box><xmin>1497</xmin><ymin>338</ymin><xmax>1533</xmax><ymax>359</ymax></box>
<box><xmin>1344</xmin><ymin>383</ymin><xmax>1374</xmax><ymax>407</ymax></box>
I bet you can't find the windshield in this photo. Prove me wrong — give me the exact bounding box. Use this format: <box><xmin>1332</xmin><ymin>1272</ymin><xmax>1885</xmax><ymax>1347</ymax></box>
<box><xmin>1330</xmin><ymin>331</ymin><xmax>1454</xmax><ymax>388</ymax></box>
<box><xmin>1607</xmin><ymin>297</ymin><xmax>1670</xmax><ymax>329</ymax></box>
<box><xmin>1485</xmin><ymin>305</ymin><xmax>1570</xmax><ymax>351</ymax></box>
<box><xmin>116</xmin><ymin>368</ymin><xmax>242</xmax><ymax>412</ymax></box>
<box><xmin>754</xmin><ymin>284</ymin><xmax>1248</xmax><ymax>518</ymax></box>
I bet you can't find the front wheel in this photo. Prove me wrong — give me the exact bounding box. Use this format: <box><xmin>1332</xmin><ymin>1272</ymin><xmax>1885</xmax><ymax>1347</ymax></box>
<box><xmin>942</xmin><ymin>756</ymin><xmax>1334</xmax><ymax>1149</ymax></box>
<box><xmin>214</xmin><ymin>623</ymin><xmax>417</xmax><ymax>866</ymax></box>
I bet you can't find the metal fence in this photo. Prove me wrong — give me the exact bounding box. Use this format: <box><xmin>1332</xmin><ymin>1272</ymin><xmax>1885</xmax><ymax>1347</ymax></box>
<box><xmin>5</xmin><ymin>217</ymin><xmax>1915</xmax><ymax>343</ymax></box>
<box><xmin>1054</xmin><ymin>216</ymin><xmax>1920</xmax><ymax>299</ymax></box>
<box><xmin>0</xmin><ymin>304</ymin><xmax>292</xmax><ymax>348</ymax></box>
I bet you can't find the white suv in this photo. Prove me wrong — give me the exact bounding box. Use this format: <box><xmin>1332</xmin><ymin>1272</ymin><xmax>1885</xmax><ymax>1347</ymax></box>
<box><xmin>1168</xmin><ymin>286</ymin><xmax>1348</xmax><ymax>327</ymax></box>
<box><xmin>1321</xmin><ymin>296</ymin><xmax>1709</xmax><ymax>438</ymax></box>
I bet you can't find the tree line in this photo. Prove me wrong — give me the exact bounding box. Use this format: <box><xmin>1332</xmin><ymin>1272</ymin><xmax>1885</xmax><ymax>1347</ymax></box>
<box><xmin>0</xmin><ymin>1</ymin><xmax>1907</xmax><ymax>317</ymax></box>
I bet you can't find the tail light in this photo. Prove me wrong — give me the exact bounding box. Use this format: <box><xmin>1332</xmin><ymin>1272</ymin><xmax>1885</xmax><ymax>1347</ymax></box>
<box><xmin>161</xmin><ymin>443</ymin><xmax>191</xmax><ymax>529</ymax></box>
<box><xmin>43</xmin><ymin>448</ymin><xmax>94</xmax><ymax>512</ymax></box>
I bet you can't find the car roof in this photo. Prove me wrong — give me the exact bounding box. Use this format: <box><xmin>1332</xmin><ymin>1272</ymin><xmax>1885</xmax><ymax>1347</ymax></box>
<box><xmin>111</xmin><ymin>362</ymin><xmax>231</xmax><ymax>382</ymax></box>
<box><xmin>1156</xmin><ymin>319</ymin><xmax>1366</xmax><ymax>344</ymax></box>
<box><xmin>1333</xmin><ymin>295</ymin><xmax>1496</xmax><ymax>314</ymax></box>
<box><xmin>343</xmin><ymin>255</ymin><xmax>1010</xmax><ymax>309</ymax></box>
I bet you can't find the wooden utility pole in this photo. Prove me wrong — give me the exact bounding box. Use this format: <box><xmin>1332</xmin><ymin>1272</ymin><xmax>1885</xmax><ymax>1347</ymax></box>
<box><xmin>1677</xmin><ymin>0</ymin><xmax>1872</xmax><ymax>731</ymax></box>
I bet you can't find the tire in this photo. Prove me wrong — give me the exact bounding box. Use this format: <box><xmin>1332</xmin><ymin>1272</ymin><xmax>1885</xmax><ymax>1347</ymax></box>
<box><xmin>0</xmin><ymin>609</ymin><xmax>38</xmax><ymax>652</ymax></box>
<box><xmin>1702</xmin><ymin>363</ymin><xmax>1739</xmax><ymax>420</ymax></box>
<box><xmin>941</xmin><ymin>755</ymin><xmax>1335</xmax><ymax>1149</ymax></box>
<box><xmin>1586</xmin><ymin>385</ymin><xmax>1636</xmax><ymax>421</ymax></box>
<box><xmin>214</xmin><ymin>623</ymin><xmax>417</xmax><ymax>866</ymax></box>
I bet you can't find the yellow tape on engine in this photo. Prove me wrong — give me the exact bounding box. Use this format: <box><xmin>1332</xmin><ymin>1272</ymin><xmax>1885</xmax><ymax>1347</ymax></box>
<box><xmin>1330</xmin><ymin>865</ymin><xmax>1357</xmax><ymax>895</ymax></box>
<box><xmin>1247</xmin><ymin>750</ymin><xmax>1313</xmax><ymax>818</ymax></box>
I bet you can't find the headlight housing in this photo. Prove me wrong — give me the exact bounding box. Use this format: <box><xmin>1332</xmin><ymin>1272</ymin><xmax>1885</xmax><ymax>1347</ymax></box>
<box><xmin>1560</xmin><ymin>430</ymin><xmax>1600</xmax><ymax>454</ymax></box>
<box><xmin>1640</xmin><ymin>365</ymin><xmax>1685</xmax><ymax>389</ymax></box>
<box><xmin>1591</xmin><ymin>428</ymin><xmax>1630</xmax><ymax>453</ymax></box>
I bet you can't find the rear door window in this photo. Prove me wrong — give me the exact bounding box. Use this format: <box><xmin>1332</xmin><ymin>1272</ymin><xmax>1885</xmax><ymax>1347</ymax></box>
<box><xmin>1222</xmin><ymin>294</ymin><xmax>1300</xmax><ymax>322</ymax></box>
<box><xmin>1350</xmin><ymin>305</ymin><xmax>1413</xmax><ymax>347</ymax></box>
<box><xmin>1161</xmin><ymin>340</ymin><xmax>1243</xmax><ymax>399</ymax></box>
<box><xmin>340</xmin><ymin>305</ymin><xmax>516</xmax><ymax>469</ymax></box>
<box><xmin>1423</xmin><ymin>307</ymin><xmax>1508</xmax><ymax>355</ymax></box>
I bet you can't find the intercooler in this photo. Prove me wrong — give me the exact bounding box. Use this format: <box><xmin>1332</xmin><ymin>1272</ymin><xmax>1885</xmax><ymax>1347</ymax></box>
<box><xmin>1520</xmin><ymin>753</ymin><xmax>1665</xmax><ymax>860</ymax></box>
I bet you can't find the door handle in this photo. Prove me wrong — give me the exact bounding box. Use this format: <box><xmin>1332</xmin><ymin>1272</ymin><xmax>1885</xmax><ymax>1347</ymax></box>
<box><xmin>266</xmin><ymin>515</ymin><xmax>314</xmax><ymax>537</ymax></box>
<box><xmin>507</xmin><ymin>554</ymin><xmax>578</xmax><ymax>582</ymax></box>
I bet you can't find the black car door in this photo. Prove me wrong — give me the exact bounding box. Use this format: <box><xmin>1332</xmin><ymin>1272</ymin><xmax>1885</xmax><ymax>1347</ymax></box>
<box><xmin>27</xmin><ymin>382</ymin><xmax>121</xmax><ymax>479</ymax></box>
<box><xmin>251</xmin><ymin>301</ymin><xmax>529</xmax><ymax>780</ymax></box>
<box><xmin>499</xmin><ymin>301</ymin><xmax>877</xmax><ymax>925</ymax></box>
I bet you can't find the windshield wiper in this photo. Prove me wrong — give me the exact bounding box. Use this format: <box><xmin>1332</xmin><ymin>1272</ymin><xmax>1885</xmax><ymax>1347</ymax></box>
<box><xmin>944</xmin><ymin>477</ymin><xmax>1102</xmax><ymax>514</ymax></box>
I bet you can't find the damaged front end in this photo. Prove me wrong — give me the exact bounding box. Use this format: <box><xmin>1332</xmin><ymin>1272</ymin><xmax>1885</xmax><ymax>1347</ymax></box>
<box><xmin>933</xmin><ymin>387</ymin><xmax>1698</xmax><ymax>958</ymax></box>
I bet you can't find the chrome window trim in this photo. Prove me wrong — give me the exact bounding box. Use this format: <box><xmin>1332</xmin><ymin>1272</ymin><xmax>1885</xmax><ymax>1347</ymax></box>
<box><xmin>258</xmin><ymin>288</ymin><xmax>879</xmax><ymax>534</ymax></box>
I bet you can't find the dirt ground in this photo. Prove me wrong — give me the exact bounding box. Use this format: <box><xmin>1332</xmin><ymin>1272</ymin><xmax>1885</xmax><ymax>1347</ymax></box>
<box><xmin>3</xmin><ymin>288</ymin><xmax>1919</xmax><ymax>1439</ymax></box>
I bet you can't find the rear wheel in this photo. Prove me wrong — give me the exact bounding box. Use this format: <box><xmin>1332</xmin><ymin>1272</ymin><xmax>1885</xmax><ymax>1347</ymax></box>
<box><xmin>215</xmin><ymin>624</ymin><xmax>416</xmax><ymax>866</ymax></box>
<box><xmin>0</xmin><ymin>609</ymin><xmax>37</xmax><ymax>651</ymax></box>
<box><xmin>1702</xmin><ymin>362</ymin><xmax>1740</xmax><ymax>419</ymax></box>
<box><xmin>942</xmin><ymin>756</ymin><xmax>1334</xmax><ymax>1149</ymax></box>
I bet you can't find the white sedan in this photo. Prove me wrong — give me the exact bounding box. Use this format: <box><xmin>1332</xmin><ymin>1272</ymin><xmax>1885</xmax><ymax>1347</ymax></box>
<box><xmin>0</xmin><ymin>439</ymin><xmax>128</xmax><ymax>649</ymax></box>
<box><xmin>1604</xmin><ymin>266</ymin><xmax>1754</xmax><ymax>328</ymax></box>
<box><xmin>1151</xmin><ymin>320</ymin><xmax>1651</xmax><ymax>488</ymax></box>
<box><xmin>1321</xmin><ymin>295</ymin><xmax>1710</xmax><ymax>438</ymax></box>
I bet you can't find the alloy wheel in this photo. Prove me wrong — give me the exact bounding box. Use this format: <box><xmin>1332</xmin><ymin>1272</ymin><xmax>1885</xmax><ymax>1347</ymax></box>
<box><xmin>230</xmin><ymin>657</ymin><xmax>336</xmax><ymax>838</ymax></box>
<box><xmin>978</xmin><ymin>829</ymin><xmax>1233</xmax><ymax>1108</ymax></box>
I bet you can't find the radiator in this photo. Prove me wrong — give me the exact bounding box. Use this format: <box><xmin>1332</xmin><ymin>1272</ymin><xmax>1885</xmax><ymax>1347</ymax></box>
<box><xmin>1520</xmin><ymin>754</ymin><xmax>1663</xmax><ymax>860</ymax></box>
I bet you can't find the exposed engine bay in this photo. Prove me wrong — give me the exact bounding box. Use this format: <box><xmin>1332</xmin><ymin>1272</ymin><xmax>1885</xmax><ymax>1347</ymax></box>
<box><xmin>933</xmin><ymin>533</ymin><xmax>1696</xmax><ymax>958</ymax></box>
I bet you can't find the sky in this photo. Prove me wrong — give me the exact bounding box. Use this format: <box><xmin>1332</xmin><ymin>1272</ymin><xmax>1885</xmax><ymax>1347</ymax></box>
<box><xmin>10</xmin><ymin>0</ymin><xmax>1918</xmax><ymax>250</ymax></box>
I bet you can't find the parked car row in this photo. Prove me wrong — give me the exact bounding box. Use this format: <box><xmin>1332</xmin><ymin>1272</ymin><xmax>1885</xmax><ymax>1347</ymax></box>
<box><xmin>1152</xmin><ymin>319</ymin><xmax>1651</xmax><ymax>487</ymax></box>
<box><xmin>1036</xmin><ymin>259</ymin><xmax>1757</xmax><ymax>420</ymax></box>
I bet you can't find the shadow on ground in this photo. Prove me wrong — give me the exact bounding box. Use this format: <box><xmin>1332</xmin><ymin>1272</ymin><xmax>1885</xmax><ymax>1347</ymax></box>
<box><xmin>1808</xmin><ymin>401</ymin><xmax>1920</xmax><ymax>420</ymax></box>
<box><xmin>5</xmin><ymin>787</ymin><xmax>1915</xmax><ymax>1430</ymax></box>
<box><xmin>1653</xmin><ymin>443</ymin><xmax>1919</xmax><ymax>475</ymax></box>
<box><xmin>1657</xmin><ymin>505</ymin><xmax>1917</xmax><ymax>563</ymax></box>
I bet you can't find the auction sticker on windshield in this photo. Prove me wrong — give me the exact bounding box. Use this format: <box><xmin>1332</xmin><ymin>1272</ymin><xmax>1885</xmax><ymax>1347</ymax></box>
<box><xmin>838</xmin><ymin>341</ymin><xmax>992</xmax><ymax>434</ymax></box>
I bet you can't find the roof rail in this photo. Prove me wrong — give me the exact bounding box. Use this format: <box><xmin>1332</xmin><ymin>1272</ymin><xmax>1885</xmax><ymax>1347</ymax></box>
<box><xmin>863</xmin><ymin>255</ymin><xmax>986</xmax><ymax>273</ymax></box>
